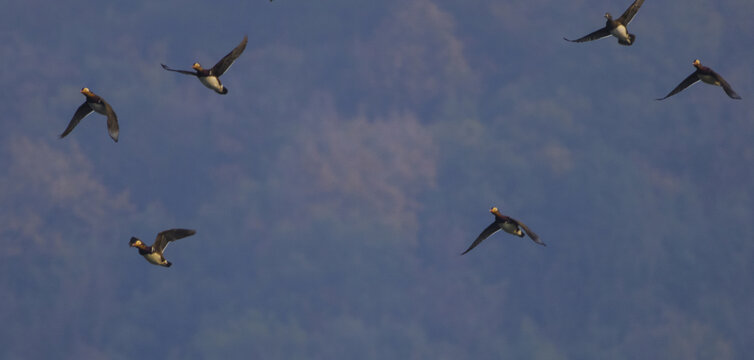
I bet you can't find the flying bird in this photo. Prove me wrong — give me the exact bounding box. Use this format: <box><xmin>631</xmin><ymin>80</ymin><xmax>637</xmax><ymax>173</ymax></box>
<box><xmin>462</xmin><ymin>207</ymin><xmax>544</xmax><ymax>255</ymax></box>
<box><xmin>564</xmin><ymin>0</ymin><xmax>645</xmax><ymax>46</ymax></box>
<box><xmin>161</xmin><ymin>35</ymin><xmax>248</xmax><ymax>94</ymax></box>
<box><xmin>656</xmin><ymin>59</ymin><xmax>742</xmax><ymax>100</ymax></box>
<box><xmin>129</xmin><ymin>229</ymin><xmax>196</xmax><ymax>267</ymax></box>
<box><xmin>60</xmin><ymin>87</ymin><xmax>119</xmax><ymax>142</ymax></box>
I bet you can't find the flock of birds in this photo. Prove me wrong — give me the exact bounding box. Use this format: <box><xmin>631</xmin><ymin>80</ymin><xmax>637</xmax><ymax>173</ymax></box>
<box><xmin>59</xmin><ymin>36</ymin><xmax>249</xmax><ymax>266</ymax></box>
<box><xmin>564</xmin><ymin>0</ymin><xmax>741</xmax><ymax>100</ymax></box>
<box><xmin>56</xmin><ymin>0</ymin><xmax>742</xmax><ymax>267</ymax></box>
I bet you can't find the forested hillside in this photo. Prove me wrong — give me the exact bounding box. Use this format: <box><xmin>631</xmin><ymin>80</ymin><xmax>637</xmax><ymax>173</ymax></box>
<box><xmin>0</xmin><ymin>0</ymin><xmax>752</xmax><ymax>358</ymax></box>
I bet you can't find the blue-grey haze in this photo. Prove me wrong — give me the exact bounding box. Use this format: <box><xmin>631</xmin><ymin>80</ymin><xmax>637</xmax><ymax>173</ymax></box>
<box><xmin>0</xmin><ymin>0</ymin><xmax>752</xmax><ymax>358</ymax></box>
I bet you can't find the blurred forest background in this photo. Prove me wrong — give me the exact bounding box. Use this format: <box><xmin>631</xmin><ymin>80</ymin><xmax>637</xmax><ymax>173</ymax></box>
<box><xmin>1</xmin><ymin>0</ymin><xmax>752</xmax><ymax>358</ymax></box>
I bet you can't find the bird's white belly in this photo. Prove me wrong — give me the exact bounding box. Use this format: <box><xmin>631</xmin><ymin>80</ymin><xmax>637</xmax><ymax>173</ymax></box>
<box><xmin>144</xmin><ymin>252</ymin><xmax>163</xmax><ymax>265</ymax></box>
<box><xmin>199</xmin><ymin>76</ymin><xmax>224</xmax><ymax>92</ymax></box>
<box><xmin>611</xmin><ymin>25</ymin><xmax>629</xmax><ymax>42</ymax></box>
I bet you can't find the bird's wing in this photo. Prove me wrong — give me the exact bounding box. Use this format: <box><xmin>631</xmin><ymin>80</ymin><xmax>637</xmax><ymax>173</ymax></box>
<box><xmin>511</xmin><ymin>218</ymin><xmax>545</xmax><ymax>246</ymax></box>
<box><xmin>211</xmin><ymin>35</ymin><xmax>248</xmax><ymax>77</ymax></box>
<box><xmin>153</xmin><ymin>229</ymin><xmax>197</xmax><ymax>254</ymax></box>
<box><xmin>102</xmin><ymin>100</ymin><xmax>119</xmax><ymax>142</ymax></box>
<box><xmin>618</xmin><ymin>0</ymin><xmax>645</xmax><ymax>25</ymax></box>
<box><xmin>462</xmin><ymin>223</ymin><xmax>500</xmax><ymax>255</ymax></box>
<box><xmin>713</xmin><ymin>71</ymin><xmax>742</xmax><ymax>99</ymax></box>
<box><xmin>563</xmin><ymin>27</ymin><xmax>611</xmax><ymax>43</ymax></box>
<box><xmin>656</xmin><ymin>72</ymin><xmax>700</xmax><ymax>100</ymax></box>
<box><xmin>60</xmin><ymin>102</ymin><xmax>93</xmax><ymax>138</ymax></box>
<box><xmin>161</xmin><ymin>64</ymin><xmax>197</xmax><ymax>76</ymax></box>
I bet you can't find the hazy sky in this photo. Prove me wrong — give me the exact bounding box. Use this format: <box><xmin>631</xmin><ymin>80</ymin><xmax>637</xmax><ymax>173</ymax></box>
<box><xmin>1</xmin><ymin>0</ymin><xmax>752</xmax><ymax>359</ymax></box>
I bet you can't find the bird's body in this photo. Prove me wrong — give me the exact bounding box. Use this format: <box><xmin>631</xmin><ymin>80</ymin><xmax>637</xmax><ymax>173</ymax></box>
<box><xmin>129</xmin><ymin>229</ymin><xmax>196</xmax><ymax>267</ymax></box>
<box><xmin>656</xmin><ymin>59</ymin><xmax>742</xmax><ymax>100</ymax></box>
<box><xmin>139</xmin><ymin>250</ymin><xmax>168</xmax><ymax>267</ymax></box>
<box><xmin>609</xmin><ymin>23</ymin><xmax>631</xmax><ymax>44</ymax></box>
<box><xmin>198</xmin><ymin>73</ymin><xmax>224</xmax><ymax>93</ymax></box>
<box><xmin>161</xmin><ymin>35</ymin><xmax>248</xmax><ymax>94</ymax></box>
<box><xmin>87</xmin><ymin>101</ymin><xmax>107</xmax><ymax>115</ymax></box>
<box><xmin>498</xmin><ymin>219</ymin><xmax>524</xmax><ymax>237</ymax></box>
<box><xmin>462</xmin><ymin>207</ymin><xmax>544</xmax><ymax>255</ymax></box>
<box><xmin>564</xmin><ymin>0</ymin><xmax>644</xmax><ymax>46</ymax></box>
<box><xmin>60</xmin><ymin>88</ymin><xmax>119</xmax><ymax>142</ymax></box>
<box><xmin>698</xmin><ymin>73</ymin><xmax>720</xmax><ymax>86</ymax></box>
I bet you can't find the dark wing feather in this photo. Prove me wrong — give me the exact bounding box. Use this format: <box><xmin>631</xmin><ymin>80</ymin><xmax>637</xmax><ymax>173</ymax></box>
<box><xmin>211</xmin><ymin>35</ymin><xmax>248</xmax><ymax>76</ymax></box>
<box><xmin>563</xmin><ymin>27</ymin><xmax>611</xmax><ymax>43</ymax></box>
<box><xmin>511</xmin><ymin>218</ymin><xmax>545</xmax><ymax>246</ymax></box>
<box><xmin>712</xmin><ymin>71</ymin><xmax>742</xmax><ymax>99</ymax></box>
<box><xmin>656</xmin><ymin>72</ymin><xmax>700</xmax><ymax>100</ymax></box>
<box><xmin>60</xmin><ymin>102</ymin><xmax>93</xmax><ymax>138</ymax></box>
<box><xmin>161</xmin><ymin>64</ymin><xmax>198</xmax><ymax>76</ymax></box>
<box><xmin>102</xmin><ymin>100</ymin><xmax>119</xmax><ymax>142</ymax></box>
<box><xmin>153</xmin><ymin>228</ymin><xmax>196</xmax><ymax>254</ymax></box>
<box><xmin>617</xmin><ymin>0</ymin><xmax>645</xmax><ymax>25</ymax></box>
<box><xmin>462</xmin><ymin>223</ymin><xmax>500</xmax><ymax>255</ymax></box>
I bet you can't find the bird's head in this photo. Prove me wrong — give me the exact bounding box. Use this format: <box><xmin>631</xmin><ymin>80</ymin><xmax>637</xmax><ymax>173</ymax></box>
<box><xmin>604</xmin><ymin>12</ymin><xmax>612</xmax><ymax>20</ymax></box>
<box><xmin>693</xmin><ymin>59</ymin><xmax>701</xmax><ymax>68</ymax></box>
<box><xmin>192</xmin><ymin>62</ymin><xmax>203</xmax><ymax>71</ymax></box>
<box><xmin>490</xmin><ymin>207</ymin><xmax>501</xmax><ymax>215</ymax></box>
<box><xmin>129</xmin><ymin>237</ymin><xmax>144</xmax><ymax>248</ymax></box>
<box><xmin>80</xmin><ymin>87</ymin><xmax>92</xmax><ymax>95</ymax></box>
